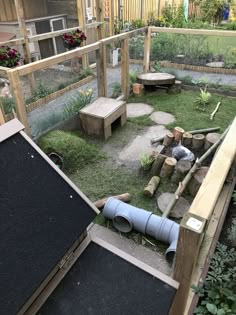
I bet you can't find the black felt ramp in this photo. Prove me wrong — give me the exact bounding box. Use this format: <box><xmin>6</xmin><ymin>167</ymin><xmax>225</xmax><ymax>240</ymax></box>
<box><xmin>39</xmin><ymin>242</ymin><xmax>176</xmax><ymax>315</ymax></box>
<box><xmin>0</xmin><ymin>133</ymin><xmax>96</xmax><ymax>315</ymax></box>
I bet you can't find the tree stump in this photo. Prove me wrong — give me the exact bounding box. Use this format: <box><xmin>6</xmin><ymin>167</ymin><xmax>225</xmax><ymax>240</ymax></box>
<box><xmin>188</xmin><ymin>166</ymin><xmax>209</xmax><ymax>196</ymax></box>
<box><xmin>144</xmin><ymin>176</ymin><xmax>160</xmax><ymax>197</ymax></box>
<box><xmin>151</xmin><ymin>153</ymin><xmax>166</xmax><ymax>176</ymax></box>
<box><xmin>157</xmin><ymin>192</ymin><xmax>190</xmax><ymax>219</ymax></box>
<box><xmin>167</xmin><ymin>80</ymin><xmax>182</xmax><ymax>94</ymax></box>
<box><xmin>171</xmin><ymin>160</ymin><xmax>192</xmax><ymax>184</ymax></box>
<box><xmin>163</xmin><ymin>132</ymin><xmax>174</xmax><ymax>146</ymax></box>
<box><xmin>192</xmin><ymin>134</ymin><xmax>205</xmax><ymax>149</ymax></box>
<box><xmin>173</xmin><ymin>127</ymin><xmax>185</xmax><ymax>142</ymax></box>
<box><xmin>204</xmin><ymin>132</ymin><xmax>221</xmax><ymax>150</ymax></box>
<box><xmin>182</xmin><ymin>132</ymin><xmax>193</xmax><ymax>147</ymax></box>
<box><xmin>160</xmin><ymin>157</ymin><xmax>177</xmax><ymax>178</ymax></box>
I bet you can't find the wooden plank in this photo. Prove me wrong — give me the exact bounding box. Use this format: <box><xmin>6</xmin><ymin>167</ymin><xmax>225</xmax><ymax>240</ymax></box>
<box><xmin>7</xmin><ymin>69</ymin><xmax>30</xmax><ymax>135</ymax></box>
<box><xmin>0</xmin><ymin>38</ymin><xmax>25</xmax><ymax>46</ymax></box>
<box><xmin>185</xmin><ymin>179</ymin><xmax>236</xmax><ymax>315</ymax></box>
<box><xmin>0</xmin><ymin>104</ymin><xmax>5</xmax><ymax>125</ymax></box>
<box><xmin>143</xmin><ymin>27</ymin><xmax>151</xmax><ymax>73</ymax></box>
<box><xmin>169</xmin><ymin>213</ymin><xmax>206</xmax><ymax>315</ymax></box>
<box><xmin>150</xmin><ymin>26</ymin><xmax>236</xmax><ymax>37</ymax></box>
<box><xmin>121</xmin><ymin>37</ymin><xmax>129</xmax><ymax>99</ymax></box>
<box><xmin>17</xmin><ymin>42</ymin><xmax>100</xmax><ymax>76</ymax></box>
<box><xmin>109</xmin><ymin>0</ymin><xmax>114</xmax><ymax>37</ymax></box>
<box><xmin>189</xmin><ymin>117</ymin><xmax>236</xmax><ymax>220</ymax></box>
<box><xmin>0</xmin><ymin>118</ymin><xmax>24</xmax><ymax>142</ymax></box>
<box><xmin>0</xmin><ymin>66</ymin><xmax>9</xmax><ymax>78</ymax></box>
<box><xmin>80</xmin><ymin>97</ymin><xmax>125</xmax><ymax>117</ymax></box>
<box><xmin>28</xmin><ymin>23</ymin><xmax>102</xmax><ymax>43</ymax></box>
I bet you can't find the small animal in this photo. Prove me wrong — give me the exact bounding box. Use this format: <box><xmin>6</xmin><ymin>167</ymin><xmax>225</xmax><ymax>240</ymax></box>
<box><xmin>172</xmin><ymin>145</ymin><xmax>195</xmax><ymax>162</ymax></box>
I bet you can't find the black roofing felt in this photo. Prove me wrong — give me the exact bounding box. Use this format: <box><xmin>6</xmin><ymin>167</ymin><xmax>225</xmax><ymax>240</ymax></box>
<box><xmin>39</xmin><ymin>241</ymin><xmax>176</xmax><ymax>315</ymax></box>
<box><xmin>0</xmin><ymin>132</ymin><xmax>96</xmax><ymax>315</ymax></box>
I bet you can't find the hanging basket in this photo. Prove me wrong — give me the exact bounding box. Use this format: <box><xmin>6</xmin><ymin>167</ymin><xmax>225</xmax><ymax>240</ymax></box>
<box><xmin>64</xmin><ymin>42</ymin><xmax>81</xmax><ymax>50</ymax></box>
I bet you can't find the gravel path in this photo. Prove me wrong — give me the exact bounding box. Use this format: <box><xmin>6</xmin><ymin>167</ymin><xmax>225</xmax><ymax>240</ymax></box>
<box><xmin>28</xmin><ymin>64</ymin><xmax>236</xmax><ymax>137</ymax></box>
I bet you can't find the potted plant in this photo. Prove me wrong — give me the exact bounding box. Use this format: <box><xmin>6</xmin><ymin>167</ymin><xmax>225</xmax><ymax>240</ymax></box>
<box><xmin>0</xmin><ymin>46</ymin><xmax>22</xmax><ymax>68</ymax></box>
<box><xmin>62</xmin><ymin>29</ymin><xmax>87</xmax><ymax>50</ymax></box>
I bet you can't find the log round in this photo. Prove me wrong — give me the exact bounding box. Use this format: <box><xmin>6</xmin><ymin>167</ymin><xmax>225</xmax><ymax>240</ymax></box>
<box><xmin>192</xmin><ymin>134</ymin><xmax>205</xmax><ymax>149</ymax></box>
<box><xmin>160</xmin><ymin>157</ymin><xmax>177</xmax><ymax>178</ymax></box>
<box><xmin>157</xmin><ymin>192</ymin><xmax>190</xmax><ymax>219</ymax></box>
<box><xmin>144</xmin><ymin>176</ymin><xmax>160</xmax><ymax>197</ymax></box>
<box><xmin>188</xmin><ymin>166</ymin><xmax>209</xmax><ymax>197</ymax></box>
<box><xmin>151</xmin><ymin>153</ymin><xmax>166</xmax><ymax>176</ymax></box>
<box><xmin>167</xmin><ymin>80</ymin><xmax>182</xmax><ymax>94</ymax></box>
<box><xmin>137</xmin><ymin>73</ymin><xmax>176</xmax><ymax>86</ymax></box>
<box><xmin>171</xmin><ymin>160</ymin><xmax>192</xmax><ymax>184</ymax></box>
<box><xmin>204</xmin><ymin>132</ymin><xmax>221</xmax><ymax>150</ymax></box>
<box><xmin>163</xmin><ymin>132</ymin><xmax>174</xmax><ymax>146</ymax></box>
<box><xmin>182</xmin><ymin>132</ymin><xmax>193</xmax><ymax>147</ymax></box>
<box><xmin>173</xmin><ymin>127</ymin><xmax>185</xmax><ymax>142</ymax></box>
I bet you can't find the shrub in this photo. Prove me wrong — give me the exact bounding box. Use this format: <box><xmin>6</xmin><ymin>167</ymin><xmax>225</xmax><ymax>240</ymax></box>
<box><xmin>38</xmin><ymin>130</ymin><xmax>104</xmax><ymax>173</ymax></box>
<box><xmin>64</xmin><ymin>88</ymin><xmax>93</xmax><ymax>118</ymax></box>
<box><xmin>193</xmin><ymin>243</ymin><xmax>236</xmax><ymax>315</ymax></box>
<box><xmin>224</xmin><ymin>48</ymin><xmax>236</xmax><ymax>69</ymax></box>
<box><xmin>0</xmin><ymin>97</ymin><xmax>15</xmax><ymax>114</ymax></box>
<box><xmin>111</xmin><ymin>82</ymin><xmax>121</xmax><ymax>98</ymax></box>
<box><xmin>162</xmin><ymin>4</ymin><xmax>185</xmax><ymax>28</ymax></box>
<box><xmin>129</xmin><ymin>19</ymin><xmax>146</xmax><ymax>30</ymax></box>
<box><xmin>0</xmin><ymin>46</ymin><xmax>22</xmax><ymax>68</ymax></box>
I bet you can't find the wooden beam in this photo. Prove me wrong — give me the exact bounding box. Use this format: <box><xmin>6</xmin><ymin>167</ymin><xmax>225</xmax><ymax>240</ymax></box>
<box><xmin>0</xmin><ymin>101</ymin><xmax>5</xmax><ymax>125</ymax></box>
<box><xmin>14</xmin><ymin>0</ymin><xmax>35</xmax><ymax>92</ymax></box>
<box><xmin>121</xmin><ymin>37</ymin><xmax>129</xmax><ymax>99</ymax></box>
<box><xmin>0</xmin><ymin>66</ymin><xmax>9</xmax><ymax>78</ymax></box>
<box><xmin>185</xmin><ymin>180</ymin><xmax>236</xmax><ymax>314</ymax></box>
<box><xmin>150</xmin><ymin>26</ymin><xmax>236</xmax><ymax>37</ymax></box>
<box><xmin>7</xmin><ymin>69</ymin><xmax>30</xmax><ymax>135</ymax></box>
<box><xmin>169</xmin><ymin>213</ymin><xmax>206</xmax><ymax>315</ymax></box>
<box><xmin>109</xmin><ymin>0</ymin><xmax>114</xmax><ymax>37</ymax></box>
<box><xmin>17</xmin><ymin>42</ymin><xmax>100</xmax><ymax>76</ymax></box>
<box><xmin>143</xmin><ymin>27</ymin><xmax>151</xmax><ymax>73</ymax></box>
<box><xmin>101</xmin><ymin>27</ymin><xmax>148</xmax><ymax>45</ymax></box>
<box><xmin>77</xmin><ymin>0</ymin><xmax>88</xmax><ymax>69</ymax></box>
<box><xmin>0</xmin><ymin>38</ymin><xmax>25</xmax><ymax>47</ymax></box>
<box><xmin>96</xmin><ymin>43</ymin><xmax>107</xmax><ymax>97</ymax></box>
<box><xmin>28</xmin><ymin>23</ymin><xmax>102</xmax><ymax>43</ymax></box>
<box><xmin>189</xmin><ymin>117</ymin><xmax>236</xmax><ymax>220</ymax></box>
<box><xmin>96</xmin><ymin>0</ymin><xmax>105</xmax><ymax>40</ymax></box>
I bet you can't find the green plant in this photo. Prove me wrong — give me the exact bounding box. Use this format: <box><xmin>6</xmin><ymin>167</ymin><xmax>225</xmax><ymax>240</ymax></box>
<box><xmin>0</xmin><ymin>97</ymin><xmax>15</xmax><ymax>114</ymax></box>
<box><xmin>193</xmin><ymin>243</ymin><xmax>236</xmax><ymax>315</ymax></box>
<box><xmin>64</xmin><ymin>88</ymin><xmax>93</xmax><ymax>118</ymax></box>
<box><xmin>224</xmin><ymin>48</ymin><xmax>236</xmax><ymax>69</ymax></box>
<box><xmin>199</xmin><ymin>0</ymin><xmax>236</xmax><ymax>24</ymax></box>
<box><xmin>227</xmin><ymin>221</ymin><xmax>236</xmax><ymax>245</ymax></box>
<box><xmin>129</xmin><ymin>19</ymin><xmax>146</xmax><ymax>30</ymax></box>
<box><xmin>32</xmin><ymin>81</ymin><xmax>53</xmax><ymax>101</ymax></box>
<box><xmin>195</xmin><ymin>87</ymin><xmax>212</xmax><ymax>111</ymax></box>
<box><xmin>147</xmin><ymin>12</ymin><xmax>166</xmax><ymax>27</ymax></box>
<box><xmin>162</xmin><ymin>4</ymin><xmax>186</xmax><ymax>27</ymax></box>
<box><xmin>153</xmin><ymin>61</ymin><xmax>161</xmax><ymax>72</ymax></box>
<box><xmin>114</xmin><ymin>17</ymin><xmax>123</xmax><ymax>35</ymax></box>
<box><xmin>38</xmin><ymin>130</ymin><xmax>104</xmax><ymax>173</ymax></box>
<box><xmin>111</xmin><ymin>82</ymin><xmax>121</xmax><ymax>98</ymax></box>
<box><xmin>0</xmin><ymin>46</ymin><xmax>22</xmax><ymax>68</ymax></box>
<box><xmin>139</xmin><ymin>153</ymin><xmax>155</xmax><ymax>170</ymax></box>
<box><xmin>62</xmin><ymin>29</ymin><xmax>87</xmax><ymax>48</ymax></box>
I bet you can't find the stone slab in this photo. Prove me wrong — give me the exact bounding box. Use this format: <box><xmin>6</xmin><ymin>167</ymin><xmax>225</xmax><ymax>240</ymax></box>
<box><xmin>127</xmin><ymin>103</ymin><xmax>154</xmax><ymax>118</ymax></box>
<box><xmin>119</xmin><ymin>125</ymin><xmax>168</xmax><ymax>161</ymax></box>
<box><xmin>157</xmin><ymin>192</ymin><xmax>190</xmax><ymax>219</ymax></box>
<box><xmin>150</xmin><ymin>111</ymin><xmax>176</xmax><ymax>125</ymax></box>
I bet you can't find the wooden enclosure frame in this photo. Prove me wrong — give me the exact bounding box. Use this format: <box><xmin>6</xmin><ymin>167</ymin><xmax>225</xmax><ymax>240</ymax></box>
<box><xmin>1</xmin><ymin>26</ymin><xmax>236</xmax><ymax>314</ymax></box>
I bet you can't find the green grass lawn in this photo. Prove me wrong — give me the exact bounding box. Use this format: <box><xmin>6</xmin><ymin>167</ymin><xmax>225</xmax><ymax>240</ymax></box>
<box><xmin>207</xmin><ymin>35</ymin><xmax>236</xmax><ymax>54</ymax></box>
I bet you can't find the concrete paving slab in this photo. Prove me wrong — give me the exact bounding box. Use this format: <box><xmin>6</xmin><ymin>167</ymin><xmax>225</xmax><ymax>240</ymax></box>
<box><xmin>127</xmin><ymin>103</ymin><xmax>154</xmax><ymax>118</ymax></box>
<box><xmin>90</xmin><ymin>223</ymin><xmax>171</xmax><ymax>276</ymax></box>
<box><xmin>150</xmin><ymin>111</ymin><xmax>176</xmax><ymax>125</ymax></box>
<box><xmin>119</xmin><ymin>125</ymin><xmax>168</xmax><ymax>161</ymax></box>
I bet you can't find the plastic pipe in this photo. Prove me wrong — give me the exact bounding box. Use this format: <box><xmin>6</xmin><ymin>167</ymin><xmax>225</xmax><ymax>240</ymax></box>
<box><xmin>103</xmin><ymin>197</ymin><xmax>179</xmax><ymax>262</ymax></box>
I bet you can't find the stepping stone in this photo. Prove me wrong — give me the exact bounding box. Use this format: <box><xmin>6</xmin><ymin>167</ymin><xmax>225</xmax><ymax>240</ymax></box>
<box><xmin>157</xmin><ymin>192</ymin><xmax>190</xmax><ymax>219</ymax></box>
<box><xmin>119</xmin><ymin>125</ymin><xmax>168</xmax><ymax>161</ymax></box>
<box><xmin>150</xmin><ymin>111</ymin><xmax>176</xmax><ymax>125</ymax></box>
<box><xmin>206</xmin><ymin>62</ymin><xmax>224</xmax><ymax>68</ymax></box>
<box><xmin>127</xmin><ymin>103</ymin><xmax>154</xmax><ymax>118</ymax></box>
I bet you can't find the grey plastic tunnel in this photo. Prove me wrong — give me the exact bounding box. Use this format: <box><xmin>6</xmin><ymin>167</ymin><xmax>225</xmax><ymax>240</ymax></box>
<box><xmin>103</xmin><ymin>197</ymin><xmax>179</xmax><ymax>262</ymax></box>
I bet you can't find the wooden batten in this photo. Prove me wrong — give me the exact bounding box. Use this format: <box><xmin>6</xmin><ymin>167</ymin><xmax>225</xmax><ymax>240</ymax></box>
<box><xmin>143</xmin><ymin>27</ymin><xmax>151</xmax><ymax>73</ymax></box>
<box><xmin>121</xmin><ymin>37</ymin><xmax>130</xmax><ymax>99</ymax></box>
<box><xmin>189</xmin><ymin>117</ymin><xmax>236</xmax><ymax>220</ymax></box>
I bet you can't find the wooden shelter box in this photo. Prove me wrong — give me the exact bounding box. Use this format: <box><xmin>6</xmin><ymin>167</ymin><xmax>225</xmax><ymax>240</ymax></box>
<box><xmin>79</xmin><ymin>97</ymin><xmax>127</xmax><ymax>139</ymax></box>
<box><xmin>0</xmin><ymin>119</ymin><xmax>178</xmax><ymax>315</ymax></box>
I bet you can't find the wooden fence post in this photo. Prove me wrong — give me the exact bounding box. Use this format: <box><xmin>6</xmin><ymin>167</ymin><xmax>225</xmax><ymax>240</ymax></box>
<box><xmin>143</xmin><ymin>26</ymin><xmax>151</xmax><ymax>73</ymax></box>
<box><xmin>169</xmin><ymin>213</ymin><xmax>206</xmax><ymax>315</ymax></box>
<box><xmin>96</xmin><ymin>44</ymin><xmax>107</xmax><ymax>97</ymax></box>
<box><xmin>121</xmin><ymin>37</ymin><xmax>129</xmax><ymax>99</ymax></box>
<box><xmin>0</xmin><ymin>101</ymin><xmax>5</xmax><ymax>125</ymax></box>
<box><xmin>77</xmin><ymin>0</ymin><xmax>88</xmax><ymax>69</ymax></box>
<box><xmin>96</xmin><ymin>0</ymin><xmax>105</xmax><ymax>40</ymax></box>
<box><xmin>8</xmin><ymin>69</ymin><xmax>31</xmax><ymax>135</ymax></box>
<box><xmin>14</xmin><ymin>0</ymin><xmax>35</xmax><ymax>93</ymax></box>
